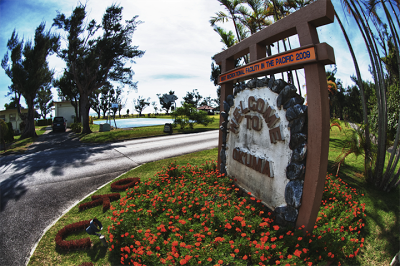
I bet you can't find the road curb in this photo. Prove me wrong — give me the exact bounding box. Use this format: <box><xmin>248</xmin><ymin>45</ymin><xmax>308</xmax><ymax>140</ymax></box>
<box><xmin>25</xmin><ymin>164</ymin><xmax>144</xmax><ymax>266</ymax></box>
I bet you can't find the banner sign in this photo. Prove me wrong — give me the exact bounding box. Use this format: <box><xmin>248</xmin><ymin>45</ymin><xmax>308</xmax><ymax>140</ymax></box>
<box><xmin>219</xmin><ymin>46</ymin><xmax>316</xmax><ymax>84</ymax></box>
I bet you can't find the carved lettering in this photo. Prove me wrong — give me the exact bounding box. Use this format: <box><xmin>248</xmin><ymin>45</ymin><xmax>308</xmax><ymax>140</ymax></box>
<box><xmin>252</xmin><ymin>156</ymin><xmax>262</xmax><ymax>172</ymax></box>
<box><xmin>229</xmin><ymin>119</ymin><xmax>239</xmax><ymax>134</ymax></box>
<box><xmin>248</xmin><ymin>96</ymin><xmax>257</xmax><ymax>111</ymax></box>
<box><xmin>256</xmin><ymin>98</ymin><xmax>265</xmax><ymax>113</ymax></box>
<box><xmin>245</xmin><ymin>115</ymin><xmax>252</xmax><ymax>130</ymax></box>
<box><xmin>262</xmin><ymin>160</ymin><xmax>274</xmax><ymax>177</ymax></box>
<box><xmin>233</xmin><ymin>107</ymin><xmax>243</xmax><ymax>123</ymax></box>
<box><xmin>263</xmin><ymin>106</ymin><xmax>280</xmax><ymax>128</ymax></box>
<box><xmin>240</xmin><ymin>101</ymin><xmax>250</xmax><ymax>114</ymax></box>
<box><xmin>252</xmin><ymin>115</ymin><xmax>262</xmax><ymax>131</ymax></box>
<box><xmin>269</xmin><ymin>126</ymin><xmax>284</xmax><ymax>143</ymax></box>
<box><xmin>231</xmin><ymin>148</ymin><xmax>274</xmax><ymax>178</ymax></box>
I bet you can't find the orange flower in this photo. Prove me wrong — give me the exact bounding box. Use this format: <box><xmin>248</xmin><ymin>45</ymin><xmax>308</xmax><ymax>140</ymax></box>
<box><xmin>273</xmin><ymin>225</ymin><xmax>279</xmax><ymax>230</ymax></box>
<box><xmin>234</xmin><ymin>249</ymin><xmax>239</xmax><ymax>253</ymax></box>
<box><xmin>276</xmin><ymin>261</ymin><xmax>280</xmax><ymax>265</ymax></box>
<box><xmin>218</xmin><ymin>260</ymin><xmax>223</xmax><ymax>264</ymax></box>
<box><xmin>243</xmin><ymin>255</ymin><xmax>248</xmax><ymax>260</ymax></box>
<box><xmin>207</xmin><ymin>257</ymin><xmax>212</xmax><ymax>262</ymax></box>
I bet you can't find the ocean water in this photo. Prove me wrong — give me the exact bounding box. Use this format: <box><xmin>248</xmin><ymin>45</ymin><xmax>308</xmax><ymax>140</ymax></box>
<box><xmin>93</xmin><ymin>118</ymin><xmax>173</xmax><ymax>128</ymax></box>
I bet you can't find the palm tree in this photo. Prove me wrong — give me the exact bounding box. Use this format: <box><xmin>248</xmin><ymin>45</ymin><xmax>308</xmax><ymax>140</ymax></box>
<box><xmin>335</xmin><ymin>0</ymin><xmax>400</xmax><ymax>191</ymax></box>
<box><xmin>210</xmin><ymin>0</ymin><xmax>244</xmax><ymax>43</ymax></box>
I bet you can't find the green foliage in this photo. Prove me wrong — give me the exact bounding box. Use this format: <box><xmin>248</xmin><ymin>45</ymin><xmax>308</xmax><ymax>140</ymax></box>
<box><xmin>53</xmin><ymin>4</ymin><xmax>145</xmax><ymax>133</ymax></box>
<box><xmin>4</xmin><ymin>122</ymin><xmax>14</xmax><ymax>143</ymax></box>
<box><xmin>134</xmin><ymin>96</ymin><xmax>150</xmax><ymax>116</ymax></box>
<box><xmin>156</xmin><ymin>91</ymin><xmax>177</xmax><ymax>114</ymax></box>
<box><xmin>369</xmin><ymin>83</ymin><xmax>400</xmax><ymax>141</ymax></box>
<box><xmin>172</xmin><ymin>103</ymin><xmax>214</xmax><ymax>129</ymax></box>
<box><xmin>1</xmin><ymin>22</ymin><xmax>59</xmax><ymax>139</ymax></box>
<box><xmin>0</xmin><ymin>119</ymin><xmax>8</xmax><ymax>147</ymax></box>
<box><xmin>34</xmin><ymin>85</ymin><xmax>53</xmax><ymax>119</ymax></box>
<box><xmin>70</xmin><ymin>122</ymin><xmax>82</xmax><ymax>133</ymax></box>
<box><xmin>182</xmin><ymin>89</ymin><xmax>203</xmax><ymax>108</ymax></box>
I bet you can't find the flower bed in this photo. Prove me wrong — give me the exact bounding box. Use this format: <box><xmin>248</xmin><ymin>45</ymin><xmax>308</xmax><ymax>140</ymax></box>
<box><xmin>79</xmin><ymin>193</ymin><xmax>121</xmax><ymax>212</ymax></box>
<box><xmin>55</xmin><ymin>220</ymin><xmax>91</xmax><ymax>250</ymax></box>
<box><xmin>108</xmin><ymin>162</ymin><xmax>366</xmax><ymax>265</ymax></box>
<box><xmin>111</xmin><ymin>178</ymin><xmax>140</xmax><ymax>191</ymax></box>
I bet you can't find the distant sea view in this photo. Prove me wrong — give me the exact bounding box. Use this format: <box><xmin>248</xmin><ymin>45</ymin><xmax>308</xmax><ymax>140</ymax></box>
<box><xmin>93</xmin><ymin>118</ymin><xmax>173</xmax><ymax>129</ymax></box>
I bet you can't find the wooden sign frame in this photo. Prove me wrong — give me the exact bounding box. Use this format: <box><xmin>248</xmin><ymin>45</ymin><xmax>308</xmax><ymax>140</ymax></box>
<box><xmin>213</xmin><ymin>0</ymin><xmax>335</xmax><ymax>233</ymax></box>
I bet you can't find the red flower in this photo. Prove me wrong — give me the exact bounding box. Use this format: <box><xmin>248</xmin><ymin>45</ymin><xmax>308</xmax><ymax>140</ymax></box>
<box><xmin>243</xmin><ymin>255</ymin><xmax>248</xmax><ymax>260</ymax></box>
<box><xmin>273</xmin><ymin>225</ymin><xmax>279</xmax><ymax>230</ymax></box>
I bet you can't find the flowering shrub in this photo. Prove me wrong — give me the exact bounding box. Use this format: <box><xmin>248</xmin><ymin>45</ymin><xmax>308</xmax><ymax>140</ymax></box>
<box><xmin>55</xmin><ymin>220</ymin><xmax>91</xmax><ymax>250</ymax></box>
<box><xmin>111</xmin><ymin>178</ymin><xmax>140</xmax><ymax>191</ymax></box>
<box><xmin>79</xmin><ymin>193</ymin><xmax>121</xmax><ymax>212</ymax></box>
<box><xmin>108</xmin><ymin>163</ymin><xmax>365</xmax><ymax>265</ymax></box>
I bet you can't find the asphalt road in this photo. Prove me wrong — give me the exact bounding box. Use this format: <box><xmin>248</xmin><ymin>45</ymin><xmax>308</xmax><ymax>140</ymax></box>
<box><xmin>0</xmin><ymin>129</ymin><xmax>218</xmax><ymax>266</ymax></box>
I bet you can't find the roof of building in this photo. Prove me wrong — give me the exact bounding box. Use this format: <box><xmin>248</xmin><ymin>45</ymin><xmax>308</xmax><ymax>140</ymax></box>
<box><xmin>197</xmin><ymin>105</ymin><xmax>215</xmax><ymax>110</ymax></box>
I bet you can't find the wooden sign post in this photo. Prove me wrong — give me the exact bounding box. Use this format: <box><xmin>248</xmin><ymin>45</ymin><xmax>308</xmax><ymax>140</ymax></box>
<box><xmin>213</xmin><ymin>0</ymin><xmax>335</xmax><ymax>233</ymax></box>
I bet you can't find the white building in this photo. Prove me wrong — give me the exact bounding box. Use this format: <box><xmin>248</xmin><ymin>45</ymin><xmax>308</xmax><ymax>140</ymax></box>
<box><xmin>53</xmin><ymin>101</ymin><xmax>77</xmax><ymax>125</ymax></box>
<box><xmin>0</xmin><ymin>108</ymin><xmax>29</xmax><ymax>133</ymax></box>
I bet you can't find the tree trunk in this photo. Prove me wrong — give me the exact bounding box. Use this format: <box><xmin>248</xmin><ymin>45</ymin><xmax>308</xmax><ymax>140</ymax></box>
<box><xmin>80</xmin><ymin>94</ymin><xmax>92</xmax><ymax>134</ymax></box>
<box><xmin>20</xmin><ymin>97</ymin><xmax>37</xmax><ymax>139</ymax></box>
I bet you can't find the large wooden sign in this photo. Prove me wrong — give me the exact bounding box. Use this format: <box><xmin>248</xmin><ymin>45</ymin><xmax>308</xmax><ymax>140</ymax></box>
<box><xmin>213</xmin><ymin>0</ymin><xmax>335</xmax><ymax>233</ymax></box>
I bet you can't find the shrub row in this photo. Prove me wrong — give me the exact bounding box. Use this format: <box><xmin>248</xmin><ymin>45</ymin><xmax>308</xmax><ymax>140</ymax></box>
<box><xmin>110</xmin><ymin>177</ymin><xmax>140</xmax><ymax>191</ymax></box>
<box><xmin>55</xmin><ymin>220</ymin><xmax>91</xmax><ymax>250</ymax></box>
<box><xmin>55</xmin><ymin>178</ymin><xmax>140</xmax><ymax>254</ymax></box>
<box><xmin>79</xmin><ymin>193</ymin><xmax>120</xmax><ymax>212</ymax></box>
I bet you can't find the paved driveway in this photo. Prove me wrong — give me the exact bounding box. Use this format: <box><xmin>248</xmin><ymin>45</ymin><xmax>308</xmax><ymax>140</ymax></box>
<box><xmin>0</xmin><ymin>129</ymin><xmax>218</xmax><ymax>265</ymax></box>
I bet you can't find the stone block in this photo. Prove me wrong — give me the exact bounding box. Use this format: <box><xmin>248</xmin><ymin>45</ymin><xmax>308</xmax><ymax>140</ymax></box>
<box><xmin>285</xmin><ymin>180</ymin><xmax>303</xmax><ymax>208</ymax></box>
<box><xmin>291</xmin><ymin>143</ymin><xmax>307</xmax><ymax>162</ymax></box>
<box><xmin>286</xmin><ymin>162</ymin><xmax>305</xmax><ymax>180</ymax></box>
<box><xmin>289</xmin><ymin>133</ymin><xmax>307</xmax><ymax>150</ymax></box>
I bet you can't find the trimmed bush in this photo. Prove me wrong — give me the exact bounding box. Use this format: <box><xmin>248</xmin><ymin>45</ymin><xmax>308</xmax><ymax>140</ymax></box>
<box><xmin>111</xmin><ymin>178</ymin><xmax>140</xmax><ymax>191</ymax></box>
<box><xmin>71</xmin><ymin>122</ymin><xmax>82</xmax><ymax>133</ymax></box>
<box><xmin>55</xmin><ymin>220</ymin><xmax>91</xmax><ymax>250</ymax></box>
<box><xmin>79</xmin><ymin>193</ymin><xmax>120</xmax><ymax>212</ymax></box>
<box><xmin>5</xmin><ymin>122</ymin><xmax>14</xmax><ymax>143</ymax></box>
<box><xmin>0</xmin><ymin>119</ymin><xmax>8</xmax><ymax>147</ymax></box>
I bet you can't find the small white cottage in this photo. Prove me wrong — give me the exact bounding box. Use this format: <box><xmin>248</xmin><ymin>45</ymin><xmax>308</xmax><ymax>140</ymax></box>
<box><xmin>0</xmin><ymin>108</ymin><xmax>29</xmax><ymax>133</ymax></box>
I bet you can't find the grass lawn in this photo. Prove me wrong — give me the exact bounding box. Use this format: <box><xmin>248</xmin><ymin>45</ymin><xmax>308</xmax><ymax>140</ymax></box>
<box><xmin>0</xmin><ymin>126</ymin><xmax>49</xmax><ymax>154</ymax></box>
<box><xmin>79</xmin><ymin>115</ymin><xmax>220</xmax><ymax>143</ymax></box>
<box><xmin>27</xmin><ymin>121</ymin><xmax>399</xmax><ymax>265</ymax></box>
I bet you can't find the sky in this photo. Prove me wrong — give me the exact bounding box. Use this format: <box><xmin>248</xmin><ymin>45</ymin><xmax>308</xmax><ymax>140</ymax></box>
<box><xmin>0</xmin><ymin>0</ymin><xmax>378</xmax><ymax>115</ymax></box>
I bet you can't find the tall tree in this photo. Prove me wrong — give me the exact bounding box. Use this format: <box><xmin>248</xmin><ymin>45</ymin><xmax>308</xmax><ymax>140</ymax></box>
<box><xmin>182</xmin><ymin>89</ymin><xmax>203</xmax><ymax>108</ymax></box>
<box><xmin>2</xmin><ymin>23</ymin><xmax>59</xmax><ymax>139</ymax></box>
<box><xmin>335</xmin><ymin>0</ymin><xmax>400</xmax><ymax>191</ymax></box>
<box><xmin>134</xmin><ymin>96</ymin><xmax>150</xmax><ymax>117</ymax></box>
<box><xmin>53</xmin><ymin>4</ymin><xmax>144</xmax><ymax>133</ymax></box>
<box><xmin>53</xmin><ymin>70</ymin><xmax>80</xmax><ymax>122</ymax></box>
<box><xmin>35</xmin><ymin>85</ymin><xmax>54</xmax><ymax>119</ymax></box>
<box><xmin>157</xmin><ymin>90</ymin><xmax>177</xmax><ymax>114</ymax></box>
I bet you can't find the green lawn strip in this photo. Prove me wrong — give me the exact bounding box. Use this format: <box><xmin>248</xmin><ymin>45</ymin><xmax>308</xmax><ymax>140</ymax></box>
<box><xmin>0</xmin><ymin>126</ymin><xmax>49</xmax><ymax>154</ymax></box>
<box><xmin>28</xmin><ymin>148</ymin><xmax>218</xmax><ymax>266</ymax></box>
<box><xmin>80</xmin><ymin>116</ymin><xmax>220</xmax><ymax>143</ymax></box>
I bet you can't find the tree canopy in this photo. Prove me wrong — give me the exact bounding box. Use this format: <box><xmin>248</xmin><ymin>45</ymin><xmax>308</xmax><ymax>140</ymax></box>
<box><xmin>2</xmin><ymin>23</ymin><xmax>59</xmax><ymax>138</ymax></box>
<box><xmin>53</xmin><ymin>4</ymin><xmax>144</xmax><ymax>133</ymax></box>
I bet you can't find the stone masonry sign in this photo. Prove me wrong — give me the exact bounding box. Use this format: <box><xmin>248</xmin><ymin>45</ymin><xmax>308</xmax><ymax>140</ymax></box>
<box><xmin>213</xmin><ymin>0</ymin><xmax>335</xmax><ymax>232</ymax></box>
